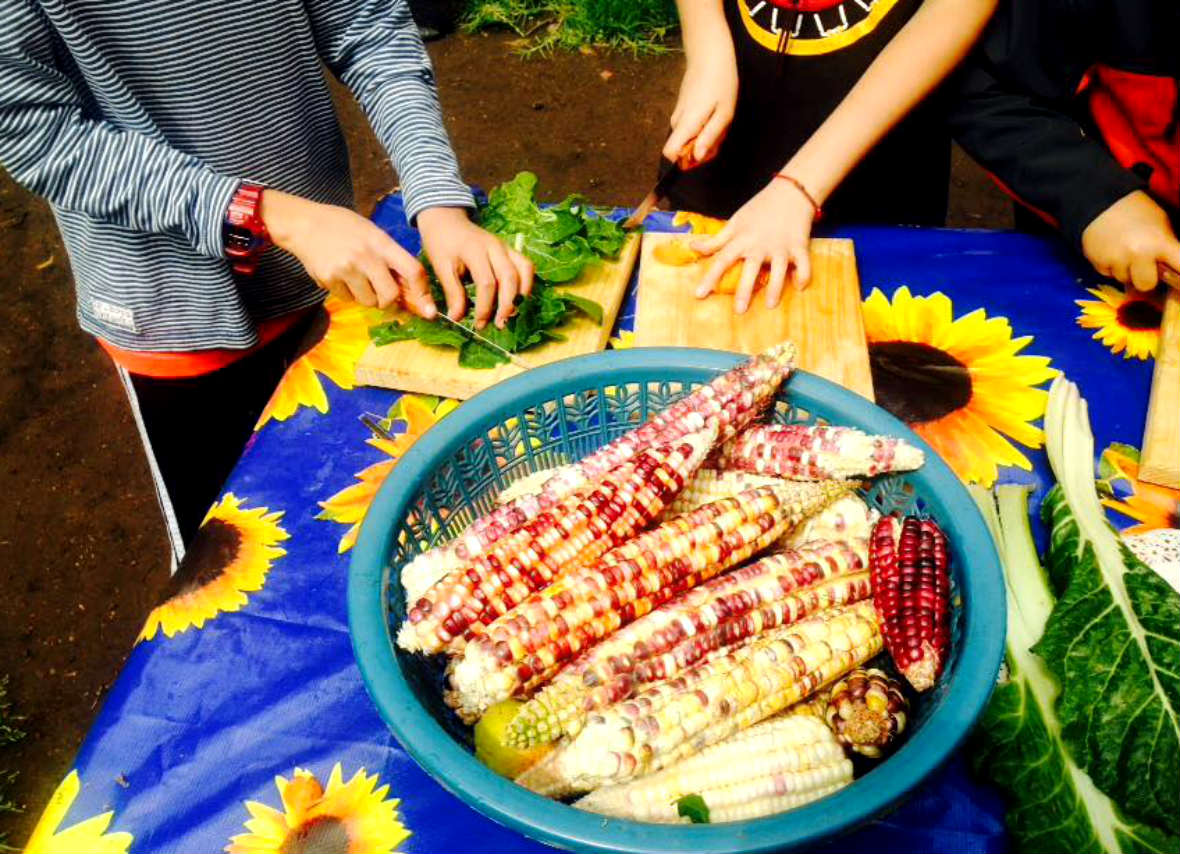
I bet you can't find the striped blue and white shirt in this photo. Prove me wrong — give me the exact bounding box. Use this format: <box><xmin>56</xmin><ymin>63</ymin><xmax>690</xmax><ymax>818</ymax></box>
<box><xmin>0</xmin><ymin>0</ymin><xmax>474</xmax><ymax>350</ymax></box>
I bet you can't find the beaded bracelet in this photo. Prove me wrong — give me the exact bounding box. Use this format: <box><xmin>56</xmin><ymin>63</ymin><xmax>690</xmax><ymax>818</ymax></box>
<box><xmin>773</xmin><ymin>172</ymin><xmax>823</xmax><ymax>220</ymax></box>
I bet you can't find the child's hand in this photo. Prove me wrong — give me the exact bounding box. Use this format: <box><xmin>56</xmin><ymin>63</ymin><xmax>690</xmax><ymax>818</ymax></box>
<box><xmin>691</xmin><ymin>179</ymin><xmax>817</xmax><ymax>314</ymax></box>
<box><xmin>664</xmin><ymin>34</ymin><xmax>738</xmax><ymax>166</ymax></box>
<box><xmin>418</xmin><ymin>206</ymin><xmax>535</xmax><ymax>329</ymax></box>
<box><xmin>1082</xmin><ymin>191</ymin><xmax>1180</xmax><ymax>291</ymax></box>
<box><xmin>261</xmin><ymin>189</ymin><xmax>436</xmax><ymax>316</ymax></box>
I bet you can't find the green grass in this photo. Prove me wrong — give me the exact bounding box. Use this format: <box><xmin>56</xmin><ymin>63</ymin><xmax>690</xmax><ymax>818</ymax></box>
<box><xmin>463</xmin><ymin>0</ymin><xmax>680</xmax><ymax>54</ymax></box>
<box><xmin>0</xmin><ymin>677</ymin><xmax>22</xmax><ymax>846</ymax></box>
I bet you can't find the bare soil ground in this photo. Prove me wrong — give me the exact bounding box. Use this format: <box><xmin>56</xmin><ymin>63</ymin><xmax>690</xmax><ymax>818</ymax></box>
<box><xmin>0</xmin><ymin>30</ymin><xmax>1009</xmax><ymax>843</ymax></box>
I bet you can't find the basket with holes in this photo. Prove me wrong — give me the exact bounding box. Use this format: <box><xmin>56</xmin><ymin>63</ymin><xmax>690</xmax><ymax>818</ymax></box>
<box><xmin>348</xmin><ymin>347</ymin><xmax>1004</xmax><ymax>854</ymax></box>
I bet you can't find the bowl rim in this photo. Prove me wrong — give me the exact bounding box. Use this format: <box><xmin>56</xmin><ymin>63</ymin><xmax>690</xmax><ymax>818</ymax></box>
<box><xmin>348</xmin><ymin>347</ymin><xmax>1005</xmax><ymax>854</ymax></box>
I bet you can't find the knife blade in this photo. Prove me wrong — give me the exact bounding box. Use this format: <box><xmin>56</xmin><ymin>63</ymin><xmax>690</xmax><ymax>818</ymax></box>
<box><xmin>622</xmin><ymin>155</ymin><xmax>681</xmax><ymax>231</ymax></box>
<box><xmin>435</xmin><ymin>311</ymin><xmax>535</xmax><ymax>370</ymax></box>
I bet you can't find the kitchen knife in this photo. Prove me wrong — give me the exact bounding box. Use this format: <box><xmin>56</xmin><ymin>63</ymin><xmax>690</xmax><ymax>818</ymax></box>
<box><xmin>435</xmin><ymin>311</ymin><xmax>535</xmax><ymax>370</ymax></box>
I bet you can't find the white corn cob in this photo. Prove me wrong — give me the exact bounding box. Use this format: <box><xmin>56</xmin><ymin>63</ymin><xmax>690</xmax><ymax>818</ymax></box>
<box><xmin>496</xmin><ymin>466</ymin><xmax>569</xmax><ymax>506</ymax></box>
<box><xmin>574</xmin><ymin>714</ymin><xmax>851</xmax><ymax>823</ymax></box>
<box><xmin>400</xmin><ymin>343</ymin><xmax>797</xmax><ymax>602</ymax></box>
<box><xmin>719</xmin><ymin>424</ymin><xmax>924</xmax><ymax>481</ymax></box>
<box><xmin>662</xmin><ymin>468</ymin><xmax>787</xmax><ymax>516</ymax></box>
<box><xmin>777</xmin><ymin>493</ymin><xmax>879</xmax><ymax>550</ymax></box>
<box><xmin>516</xmin><ymin>600</ymin><xmax>881</xmax><ymax>796</ymax></box>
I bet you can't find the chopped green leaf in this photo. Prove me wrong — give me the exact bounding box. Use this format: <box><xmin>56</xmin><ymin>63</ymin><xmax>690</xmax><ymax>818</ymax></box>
<box><xmin>676</xmin><ymin>794</ymin><xmax>710</xmax><ymax>824</ymax></box>
<box><xmin>370</xmin><ymin>172</ymin><xmax>624</xmax><ymax>368</ymax></box>
<box><xmin>459</xmin><ymin>340</ymin><xmax>508</xmax><ymax>369</ymax></box>
<box><xmin>560</xmin><ymin>292</ymin><xmax>604</xmax><ymax>325</ymax></box>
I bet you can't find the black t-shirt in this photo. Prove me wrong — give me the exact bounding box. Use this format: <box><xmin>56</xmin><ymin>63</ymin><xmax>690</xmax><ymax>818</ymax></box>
<box><xmin>664</xmin><ymin>0</ymin><xmax>950</xmax><ymax>225</ymax></box>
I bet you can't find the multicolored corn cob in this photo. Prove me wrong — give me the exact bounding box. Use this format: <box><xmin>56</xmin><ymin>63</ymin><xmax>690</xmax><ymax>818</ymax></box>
<box><xmin>447</xmin><ymin>480</ymin><xmax>849</xmax><ymax>722</ymax></box>
<box><xmin>516</xmin><ymin>600</ymin><xmax>881</xmax><ymax>796</ymax></box>
<box><xmin>870</xmin><ymin>515</ymin><xmax>951</xmax><ymax>691</ymax></box>
<box><xmin>397</xmin><ymin>425</ymin><xmax>716</xmax><ymax>655</ymax></box>
<box><xmin>824</xmin><ymin>668</ymin><xmax>908</xmax><ymax>758</ymax></box>
<box><xmin>573</xmin><ymin>714</ymin><xmax>852</xmax><ymax>823</ymax></box>
<box><xmin>718</xmin><ymin>424</ymin><xmax>924</xmax><ymax>481</ymax></box>
<box><xmin>496</xmin><ymin>465</ymin><xmax>567</xmax><ymax>506</ymax></box>
<box><xmin>400</xmin><ymin>342</ymin><xmax>796</xmax><ymax>602</ymax></box>
<box><xmin>779</xmin><ymin>493</ymin><xmax>879</xmax><ymax>551</ymax></box>
<box><xmin>660</xmin><ymin>468</ymin><xmax>787</xmax><ymax>516</ymax></box>
<box><xmin>508</xmin><ymin>539</ymin><xmax>868</xmax><ymax>747</ymax></box>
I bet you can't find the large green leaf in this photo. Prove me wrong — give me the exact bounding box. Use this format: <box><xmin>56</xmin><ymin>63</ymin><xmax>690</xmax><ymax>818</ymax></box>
<box><xmin>972</xmin><ymin>485</ymin><xmax>1179</xmax><ymax>854</ymax></box>
<box><xmin>1037</xmin><ymin>380</ymin><xmax>1180</xmax><ymax>835</ymax></box>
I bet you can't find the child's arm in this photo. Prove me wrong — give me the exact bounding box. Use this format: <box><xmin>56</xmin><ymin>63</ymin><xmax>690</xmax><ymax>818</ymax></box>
<box><xmin>307</xmin><ymin>0</ymin><xmax>533</xmax><ymax>329</ymax></box>
<box><xmin>694</xmin><ymin>0</ymin><xmax>998</xmax><ymax>313</ymax></box>
<box><xmin>947</xmin><ymin>1</ymin><xmax>1178</xmax><ymax>292</ymax></box>
<box><xmin>663</xmin><ymin>0</ymin><xmax>739</xmax><ymax>166</ymax></box>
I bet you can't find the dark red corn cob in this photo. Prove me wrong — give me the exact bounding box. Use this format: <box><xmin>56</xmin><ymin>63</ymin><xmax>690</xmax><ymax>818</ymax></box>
<box><xmin>869</xmin><ymin>515</ymin><xmax>951</xmax><ymax>691</ymax></box>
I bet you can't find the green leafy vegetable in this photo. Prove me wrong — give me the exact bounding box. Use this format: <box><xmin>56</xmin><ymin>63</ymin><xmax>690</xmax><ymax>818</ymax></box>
<box><xmin>370</xmin><ymin>171</ymin><xmax>626</xmax><ymax>368</ymax></box>
<box><xmin>1035</xmin><ymin>377</ymin><xmax>1180</xmax><ymax>835</ymax></box>
<box><xmin>675</xmin><ymin>793</ymin><xmax>710</xmax><ymax>824</ymax></box>
<box><xmin>970</xmin><ymin>484</ymin><xmax>1178</xmax><ymax>854</ymax></box>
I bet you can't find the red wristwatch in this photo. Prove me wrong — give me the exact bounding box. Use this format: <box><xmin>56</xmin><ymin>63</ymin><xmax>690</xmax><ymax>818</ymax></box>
<box><xmin>224</xmin><ymin>182</ymin><xmax>271</xmax><ymax>275</ymax></box>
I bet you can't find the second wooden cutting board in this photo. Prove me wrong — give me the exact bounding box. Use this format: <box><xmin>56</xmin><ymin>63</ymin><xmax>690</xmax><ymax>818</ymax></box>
<box><xmin>634</xmin><ymin>233</ymin><xmax>875</xmax><ymax>401</ymax></box>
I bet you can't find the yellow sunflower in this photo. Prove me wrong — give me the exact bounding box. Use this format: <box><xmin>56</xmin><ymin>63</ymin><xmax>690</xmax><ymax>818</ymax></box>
<box><xmin>318</xmin><ymin>395</ymin><xmax>458</xmax><ymax>552</ymax></box>
<box><xmin>226</xmin><ymin>764</ymin><xmax>409</xmax><ymax>854</ymax></box>
<box><xmin>609</xmin><ymin>328</ymin><xmax>636</xmax><ymax>349</ymax></box>
<box><xmin>1075</xmin><ymin>284</ymin><xmax>1164</xmax><ymax>360</ymax></box>
<box><xmin>138</xmin><ymin>494</ymin><xmax>289</xmax><ymax>642</ymax></box>
<box><xmin>1098</xmin><ymin>443</ymin><xmax>1180</xmax><ymax>534</ymax></box>
<box><xmin>24</xmin><ymin>770</ymin><xmax>132</xmax><ymax>854</ymax></box>
<box><xmin>862</xmin><ymin>286</ymin><xmax>1056</xmax><ymax>486</ymax></box>
<box><xmin>257</xmin><ymin>296</ymin><xmax>383</xmax><ymax>428</ymax></box>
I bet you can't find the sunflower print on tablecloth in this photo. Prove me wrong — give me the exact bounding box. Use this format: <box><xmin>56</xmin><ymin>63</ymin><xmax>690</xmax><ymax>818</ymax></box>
<box><xmin>1075</xmin><ymin>284</ymin><xmax>1164</xmax><ymax>360</ymax></box>
<box><xmin>318</xmin><ymin>395</ymin><xmax>459</xmax><ymax>552</ymax></box>
<box><xmin>1098</xmin><ymin>442</ymin><xmax>1180</xmax><ymax>534</ymax></box>
<box><xmin>24</xmin><ymin>770</ymin><xmax>132</xmax><ymax>854</ymax></box>
<box><xmin>862</xmin><ymin>286</ymin><xmax>1056</xmax><ymax>486</ymax></box>
<box><xmin>257</xmin><ymin>295</ymin><xmax>383</xmax><ymax>429</ymax></box>
<box><xmin>226</xmin><ymin>764</ymin><xmax>409</xmax><ymax>854</ymax></box>
<box><xmin>138</xmin><ymin>494</ymin><xmax>289</xmax><ymax>642</ymax></box>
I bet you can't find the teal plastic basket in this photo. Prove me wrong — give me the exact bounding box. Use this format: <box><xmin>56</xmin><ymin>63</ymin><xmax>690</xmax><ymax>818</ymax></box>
<box><xmin>348</xmin><ymin>348</ymin><xmax>1004</xmax><ymax>853</ymax></box>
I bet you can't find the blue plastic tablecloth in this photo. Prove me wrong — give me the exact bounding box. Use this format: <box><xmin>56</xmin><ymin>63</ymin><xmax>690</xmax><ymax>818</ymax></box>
<box><xmin>25</xmin><ymin>195</ymin><xmax>1170</xmax><ymax>854</ymax></box>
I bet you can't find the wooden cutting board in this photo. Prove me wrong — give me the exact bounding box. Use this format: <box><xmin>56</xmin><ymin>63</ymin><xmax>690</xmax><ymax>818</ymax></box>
<box><xmin>1139</xmin><ymin>287</ymin><xmax>1180</xmax><ymax>488</ymax></box>
<box><xmin>354</xmin><ymin>235</ymin><xmax>640</xmax><ymax>399</ymax></box>
<box><xmin>634</xmin><ymin>233</ymin><xmax>875</xmax><ymax>400</ymax></box>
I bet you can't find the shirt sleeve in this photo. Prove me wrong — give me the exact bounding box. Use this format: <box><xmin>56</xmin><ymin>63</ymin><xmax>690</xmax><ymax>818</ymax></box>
<box><xmin>0</xmin><ymin>1</ymin><xmax>241</xmax><ymax>258</ymax></box>
<box><xmin>306</xmin><ymin>0</ymin><xmax>474</xmax><ymax>224</ymax></box>
<box><xmin>945</xmin><ymin>0</ymin><xmax>1145</xmax><ymax>248</ymax></box>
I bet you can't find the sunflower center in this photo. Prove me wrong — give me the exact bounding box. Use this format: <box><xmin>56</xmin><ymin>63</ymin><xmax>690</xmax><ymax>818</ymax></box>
<box><xmin>281</xmin><ymin>816</ymin><xmax>350</xmax><ymax>854</ymax></box>
<box><xmin>868</xmin><ymin>340</ymin><xmax>973</xmax><ymax>424</ymax></box>
<box><xmin>1116</xmin><ymin>298</ymin><xmax>1162</xmax><ymax>330</ymax></box>
<box><xmin>176</xmin><ymin>518</ymin><xmax>242</xmax><ymax>592</ymax></box>
<box><xmin>292</xmin><ymin>305</ymin><xmax>332</xmax><ymax>361</ymax></box>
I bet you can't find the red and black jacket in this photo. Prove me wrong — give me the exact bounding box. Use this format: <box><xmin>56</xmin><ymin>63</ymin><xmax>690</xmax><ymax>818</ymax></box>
<box><xmin>947</xmin><ymin>0</ymin><xmax>1178</xmax><ymax>248</ymax></box>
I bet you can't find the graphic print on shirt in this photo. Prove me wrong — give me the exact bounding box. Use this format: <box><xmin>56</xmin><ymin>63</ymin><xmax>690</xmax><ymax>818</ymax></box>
<box><xmin>736</xmin><ymin>0</ymin><xmax>902</xmax><ymax>55</ymax></box>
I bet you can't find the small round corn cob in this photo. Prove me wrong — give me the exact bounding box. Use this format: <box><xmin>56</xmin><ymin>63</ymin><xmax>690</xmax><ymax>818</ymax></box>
<box><xmin>573</xmin><ymin>714</ymin><xmax>852</xmax><ymax>823</ymax></box>
<box><xmin>397</xmin><ymin>425</ymin><xmax>716</xmax><ymax>655</ymax></box>
<box><xmin>399</xmin><ymin>342</ymin><xmax>796</xmax><ymax>601</ymax></box>
<box><xmin>870</xmin><ymin>515</ymin><xmax>951</xmax><ymax>691</ymax></box>
<box><xmin>516</xmin><ymin>600</ymin><xmax>882</xmax><ymax>797</ymax></box>
<box><xmin>508</xmin><ymin>540</ymin><xmax>868</xmax><ymax>748</ymax></box>
<box><xmin>824</xmin><ymin>668</ymin><xmax>908</xmax><ymax>758</ymax></box>
<box><xmin>446</xmin><ymin>480</ymin><xmax>849</xmax><ymax>722</ymax></box>
<box><xmin>661</xmin><ymin>468</ymin><xmax>787</xmax><ymax>517</ymax></box>
<box><xmin>778</xmin><ymin>493</ymin><xmax>879</xmax><ymax>551</ymax></box>
<box><xmin>718</xmin><ymin>424</ymin><xmax>924</xmax><ymax>481</ymax></box>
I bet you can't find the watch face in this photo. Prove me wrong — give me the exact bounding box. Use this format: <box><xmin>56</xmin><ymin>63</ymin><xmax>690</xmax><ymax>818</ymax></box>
<box><xmin>225</xmin><ymin>228</ymin><xmax>254</xmax><ymax>253</ymax></box>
